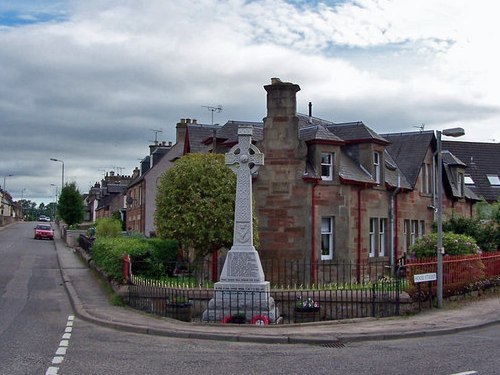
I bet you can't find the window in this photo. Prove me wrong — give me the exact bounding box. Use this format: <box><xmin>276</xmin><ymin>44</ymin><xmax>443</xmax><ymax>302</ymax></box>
<box><xmin>321</xmin><ymin>153</ymin><xmax>334</xmax><ymax>181</ymax></box>
<box><xmin>369</xmin><ymin>218</ymin><xmax>377</xmax><ymax>257</ymax></box>
<box><xmin>419</xmin><ymin>220</ymin><xmax>425</xmax><ymax>238</ymax></box>
<box><xmin>403</xmin><ymin>220</ymin><xmax>410</xmax><ymax>254</ymax></box>
<box><xmin>378</xmin><ymin>219</ymin><xmax>386</xmax><ymax>257</ymax></box>
<box><xmin>373</xmin><ymin>152</ymin><xmax>381</xmax><ymax>184</ymax></box>
<box><xmin>321</xmin><ymin>217</ymin><xmax>334</xmax><ymax>260</ymax></box>
<box><xmin>464</xmin><ymin>175</ymin><xmax>474</xmax><ymax>185</ymax></box>
<box><xmin>411</xmin><ymin>220</ymin><xmax>417</xmax><ymax>246</ymax></box>
<box><xmin>420</xmin><ymin>163</ymin><xmax>431</xmax><ymax>194</ymax></box>
<box><xmin>457</xmin><ymin>172</ymin><xmax>464</xmax><ymax>197</ymax></box>
<box><xmin>368</xmin><ymin>218</ymin><xmax>387</xmax><ymax>258</ymax></box>
<box><xmin>487</xmin><ymin>175</ymin><xmax>500</xmax><ymax>186</ymax></box>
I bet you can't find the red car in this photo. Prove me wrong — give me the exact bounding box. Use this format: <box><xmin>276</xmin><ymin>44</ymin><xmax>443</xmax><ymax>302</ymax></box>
<box><xmin>34</xmin><ymin>224</ymin><xmax>54</xmax><ymax>240</ymax></box>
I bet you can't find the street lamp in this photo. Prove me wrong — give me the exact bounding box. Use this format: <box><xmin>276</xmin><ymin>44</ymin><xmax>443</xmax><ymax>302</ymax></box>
<box><xmin>51</xmin><ymin>184</ymin><xmax>58</xmax><ymax>220</ymax></box>
<box><xmin>3</xmin><ymin>174</ymin><xmax>13</xmax><ymax>192</ymax></box>
<box><xmin>436</xmin><ymin>127</ymin><xmax>465</xmax><ymax>308</ymax></box>
<box><xmin>50</xmin><ymin>158</ymin><xmax>65</xmax><ymax>189</ymax></box>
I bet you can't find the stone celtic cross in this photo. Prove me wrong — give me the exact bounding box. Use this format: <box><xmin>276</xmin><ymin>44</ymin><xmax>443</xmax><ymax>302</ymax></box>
<box><xmin>225</xmin><ymin>125</ymin><xmax>264</xmax><ymax>250</ymax></box>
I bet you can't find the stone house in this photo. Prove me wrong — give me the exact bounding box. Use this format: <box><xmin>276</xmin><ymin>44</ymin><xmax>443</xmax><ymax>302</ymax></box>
<box><xmin>122</xmin><ymin>78</ymin><xmax>486</xmax><ymax>283</ymax></box>
<box><xmin>251</xmin><ymin>78</ymin><xmax>479</xmax><ymax>282</ymax></box>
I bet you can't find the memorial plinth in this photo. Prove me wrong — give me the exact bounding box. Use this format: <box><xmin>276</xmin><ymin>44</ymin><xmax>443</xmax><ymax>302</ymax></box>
<box><xmin>202</xmin><ymin>126</ymin><xmax>278</xmax><ymax>323</ymax></box>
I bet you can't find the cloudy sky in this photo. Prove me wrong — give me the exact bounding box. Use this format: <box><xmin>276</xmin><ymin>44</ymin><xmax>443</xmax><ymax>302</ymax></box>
<box><xmin>1</xmin><ymin>0</ymin><xmax>499</xmax><ymax>204</ymax></box>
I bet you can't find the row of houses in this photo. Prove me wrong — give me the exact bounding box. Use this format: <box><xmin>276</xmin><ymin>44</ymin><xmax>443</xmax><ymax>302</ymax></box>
<box><xmin>83</xmin><ymin>78</ymin><xmax>500</xmax><ymax>272</ymax></box>
<box><xmin>0</xmin><ymin>189</ymin><xmax>22</xmax><ymax>226</ymax></box>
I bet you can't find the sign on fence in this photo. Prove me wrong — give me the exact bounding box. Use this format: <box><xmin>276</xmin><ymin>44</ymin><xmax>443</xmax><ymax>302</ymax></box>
<box><xmin>414</xmin><ymin>272</ymin><xmax>437</xmax><ymax>283</ymax></box>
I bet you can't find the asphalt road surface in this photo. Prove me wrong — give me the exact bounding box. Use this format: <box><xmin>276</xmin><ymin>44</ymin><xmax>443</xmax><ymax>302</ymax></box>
<box><xmin>1</xmin><ymin>222</ymin><xmax>497</xmax><ymax>375</ymax></box>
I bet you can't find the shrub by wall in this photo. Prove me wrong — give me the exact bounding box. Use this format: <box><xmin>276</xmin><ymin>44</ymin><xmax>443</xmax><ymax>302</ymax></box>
<box><xmin>409</xmin><ymin>232</ymin><xmax>480</xmax><ymax>258</ymax></box>
<box><xmin>91</xmin><ymin>237</ymin><xmax>178</xmax><ymax>281</ymax></box>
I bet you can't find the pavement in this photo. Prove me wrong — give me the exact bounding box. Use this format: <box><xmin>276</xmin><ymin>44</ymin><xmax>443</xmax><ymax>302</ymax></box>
<box><xmin>53</xmin><ymin>233</ymin><xmax>500</xmax><ymax>345</ymax></box>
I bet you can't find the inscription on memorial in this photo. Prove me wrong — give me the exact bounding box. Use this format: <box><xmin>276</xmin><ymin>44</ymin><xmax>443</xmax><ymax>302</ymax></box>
<box><xmin>228</xmin><ymin>253</ymin><xmax>259</xmax><ymax>279</ymax></box>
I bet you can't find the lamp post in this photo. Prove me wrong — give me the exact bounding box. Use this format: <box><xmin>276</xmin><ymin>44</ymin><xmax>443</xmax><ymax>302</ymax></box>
<box><xmin>436</xmin><ymin>127</ymin><xmax>465</xmax><ymax>308</ymax></box>
<box><xmin>50</xmin><ymin>158</ymin><xmax>65</xmax><ymax>189</ymax></box>
<box><xmin>3</xmin><ymin>174</ymin><xmax>13</xmax><ymax>192</ymax></box>
<box><xmin>51</xmin><ymin>184</ymin><xmax>58</xmax><ymax>220</ymax></box>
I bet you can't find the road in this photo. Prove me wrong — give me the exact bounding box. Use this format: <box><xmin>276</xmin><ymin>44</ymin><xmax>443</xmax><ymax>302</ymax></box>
<box><xmin>1</xmin><ymin>222</ymin><xmax>498</xmax><ymax>375</ymax></box>
<box><xmin>0</xmin><ymin>222</ymin><xmax>73</xmax><ymax>374</ymax></box>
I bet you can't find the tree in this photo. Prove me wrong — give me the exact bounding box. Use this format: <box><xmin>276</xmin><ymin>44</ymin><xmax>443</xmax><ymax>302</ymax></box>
<box><xmin>154</xmin><ymin>153</ymin><xmax>240</xmax><ymax>260</ymax></box>
<box><xmin>57</xmin><ymin>182</ymin><xmax>84</xmax><ymax>227</ymax></box>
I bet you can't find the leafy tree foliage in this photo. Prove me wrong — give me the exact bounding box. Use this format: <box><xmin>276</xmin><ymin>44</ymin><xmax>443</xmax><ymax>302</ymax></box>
<box><xmin>155</xmin><ymin>153</ymin><xmax>240</xmax><ymax>260</ymax></box>
<box><xmin>57</xmin><ymin>182</ymin><xmax>84</xmax><ymax>226</ymax></box>
<box><xmin>442</xmin><ymin>216</ymin><xmax>499</xmax><ymax>251</ymax></box>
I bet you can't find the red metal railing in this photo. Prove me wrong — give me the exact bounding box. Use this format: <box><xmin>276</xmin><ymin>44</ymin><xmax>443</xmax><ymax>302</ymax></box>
<box><xmin>404</xmin><ymin>251</ymin><xmax>500</xmax><ymax>293</ymax></box>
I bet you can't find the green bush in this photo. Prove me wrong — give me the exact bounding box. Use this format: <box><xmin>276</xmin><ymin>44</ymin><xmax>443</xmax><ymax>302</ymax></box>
<box><xmin>95</xmin><ymin>217</ymin><xmax>122</xmax><ymax>238</ymax></box>
<box><xmin>409</xmin><ymin>232</ymin><xmax>480</xmax><ymax>259</ymax></box>
<box><xmin>442</xmin><ymin>216</ymin><xmax>499</xmax><ymax>252</ymax></box>
<box><xmin>90</xmin><ymin>237</ymin><xmax>178</xmax><ymax>280</ymax></box>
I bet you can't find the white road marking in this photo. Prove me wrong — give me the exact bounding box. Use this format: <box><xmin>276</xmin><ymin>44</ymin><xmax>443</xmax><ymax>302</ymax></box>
<box><xmin>45</xmin><ymin>315</ymin><xmax>75</xmax><ymax>375</ymax></box>
<box><xmin>449</xmin><ymin>372</ymin><xmax>478</xmax><ymax>375</ymax></box>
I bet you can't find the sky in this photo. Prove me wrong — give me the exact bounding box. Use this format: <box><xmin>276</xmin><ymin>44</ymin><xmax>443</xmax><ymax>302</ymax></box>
<box><xmin>1</xmin><ymin>0</ymin><xmax>499</xmax><ymax>205</ymax></box>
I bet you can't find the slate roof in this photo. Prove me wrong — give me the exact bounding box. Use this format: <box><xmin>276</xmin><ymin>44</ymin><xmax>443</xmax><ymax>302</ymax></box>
<box><xmin>299</xmin><ymin>125</ymin><xmax>344</xmax><ymax>143</ymax></box>
<box><xmin>382</xmin><ymin>131</ymin><xmax>435</xmax><ymax>188</ymax></box>
<box><xmin>297</xmin><ymin>113</ymin><xmax>335</xmax><ymax>128</ymax></box>
<box><xmin>338</xmin><ymin>150</ymin><xmax>375</xmax><ymax>185</ymax></box>
<box><xmin>442</xmin><ymin>140</ymin><xmax>500</xmax><ymax>202</ymax></box>
<box><xmin>213</xmin><ymin>121</ymin><xmax>263</xmax><ymax>146</ymax></box>
<box><xmin>187</xmin><ymin>123</ymin><xmax>221</xmax><ymax>153</ymax></box>
<box><xmin>384</xmin><ymin>150</ymin><xmax>412</xmax><ymax>190</ymax></box>
<box><xmin>327</xmin><ymin>122</ymin><xmax>389</xmax><ymax>145</ymax></box>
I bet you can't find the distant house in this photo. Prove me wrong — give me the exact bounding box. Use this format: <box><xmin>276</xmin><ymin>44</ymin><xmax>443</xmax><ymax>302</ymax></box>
<box><xmin>126</xmin><ymin>119</ymin><xmax>220</xmax><ymax>236</ymax></box>
<box><xmin>86</xmin><ymin>172</ymin><xmax>132</xmax><ymax>223</ymax></box>
<box><xmin>1</xmin><ymin>188</ymin><xmax>20</xmax><ymax>226</ymax></box>
<box><xmin>442</xmin><ymin>141</ymin><xmax>500</xmax><ymax>203</ymax></box>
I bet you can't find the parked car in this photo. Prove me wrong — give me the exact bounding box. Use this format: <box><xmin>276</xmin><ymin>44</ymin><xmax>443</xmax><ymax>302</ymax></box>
<box><xmin>38</xmin><ymin>215</ymin><xmax>51</xmax><ymax>222</ymax></box>
<box><xmin>34</xmin><ymin>224</ymin><xmax>54</xmax><ymax>240</ymax></box>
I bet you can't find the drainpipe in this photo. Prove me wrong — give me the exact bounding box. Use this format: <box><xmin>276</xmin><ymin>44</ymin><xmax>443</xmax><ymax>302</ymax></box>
<box><xmin>389</xmin><ymin>175</ymin><xmax>401</xmax><ymax>275</ymax></box>
<box><xmin>310</xmin><ymin>178</ymin><xmax>320</xmax><ymax>285</ymax></box>
<box><xmin>357</xmin><ymin>187</ymin><xmax>362</xmax><ymax>283</ymax></box>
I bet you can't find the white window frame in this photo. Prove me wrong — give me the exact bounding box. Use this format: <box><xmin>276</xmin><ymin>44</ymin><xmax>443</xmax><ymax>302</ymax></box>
<box><xmin>403</xmin><ymin>219</ymin><xmax>409</xmax><ymax>253</ymax></box>
<box><xmin>321</xmin><ymin>217</ymin><xmax>334</xmax><ymax>260</ymax></box>
<box><xmin>369</xmin><ymin>218</ymin><xmax>377</xmax><ymax>257</ymax></box>
<box><xmin>419</xmin><ymin>220</ymin><xmax>425</xmax><ymax>238</ymax></box>
<box><xmin>321</xmin><ymin>153</ymin><xmax>334</xmax><ymax>181</ymax></box>
<box><xmin>410</xmin><ymin>220</ymin><xmax>417</xmax><ymax>246</ymax></box>
<box><xmin>373</xmin><ymin>152</ymin><xmax>381</xmax><ymax>184</ymax></box>
<box><xmin>378</xmin><ymin>219</ymin><xmax>386</xmax><ymax>257</ymax></box>
<box><xmin>420</xmin><ymin>163</ymin><xmax>431</xmax><ymax>194</ymax></box>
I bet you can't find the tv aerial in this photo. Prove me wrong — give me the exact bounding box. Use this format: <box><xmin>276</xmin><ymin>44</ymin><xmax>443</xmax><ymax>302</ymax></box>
<box><xmin>202</xmin><ymin>105</ymin><xmax>223</xmax><ymax>125</ymax></box>
<box><xmin>413</xmin><ymin>123</ymin><xmax>425</xmax><ymax>132</ymax></box>
<box><xmin>149</xmin><ymin>128</ymin><xmax>163</xmax><ymax>143</ymax></box>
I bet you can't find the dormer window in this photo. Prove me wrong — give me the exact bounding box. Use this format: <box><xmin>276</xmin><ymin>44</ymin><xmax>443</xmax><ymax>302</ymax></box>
<box><xmin>457</xmin><ymin>172</ymin><xmax>464</xmax><ymax>197</ymax></box>
<box><xmin>373</xmin><ymin>152</ymin><xmax>381</xmax><ymax>184</ymax></box>
<box><xmin>321</xmin><ymin>153</ymin><xmax>334</xmax><ymax>181</ymax></box>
